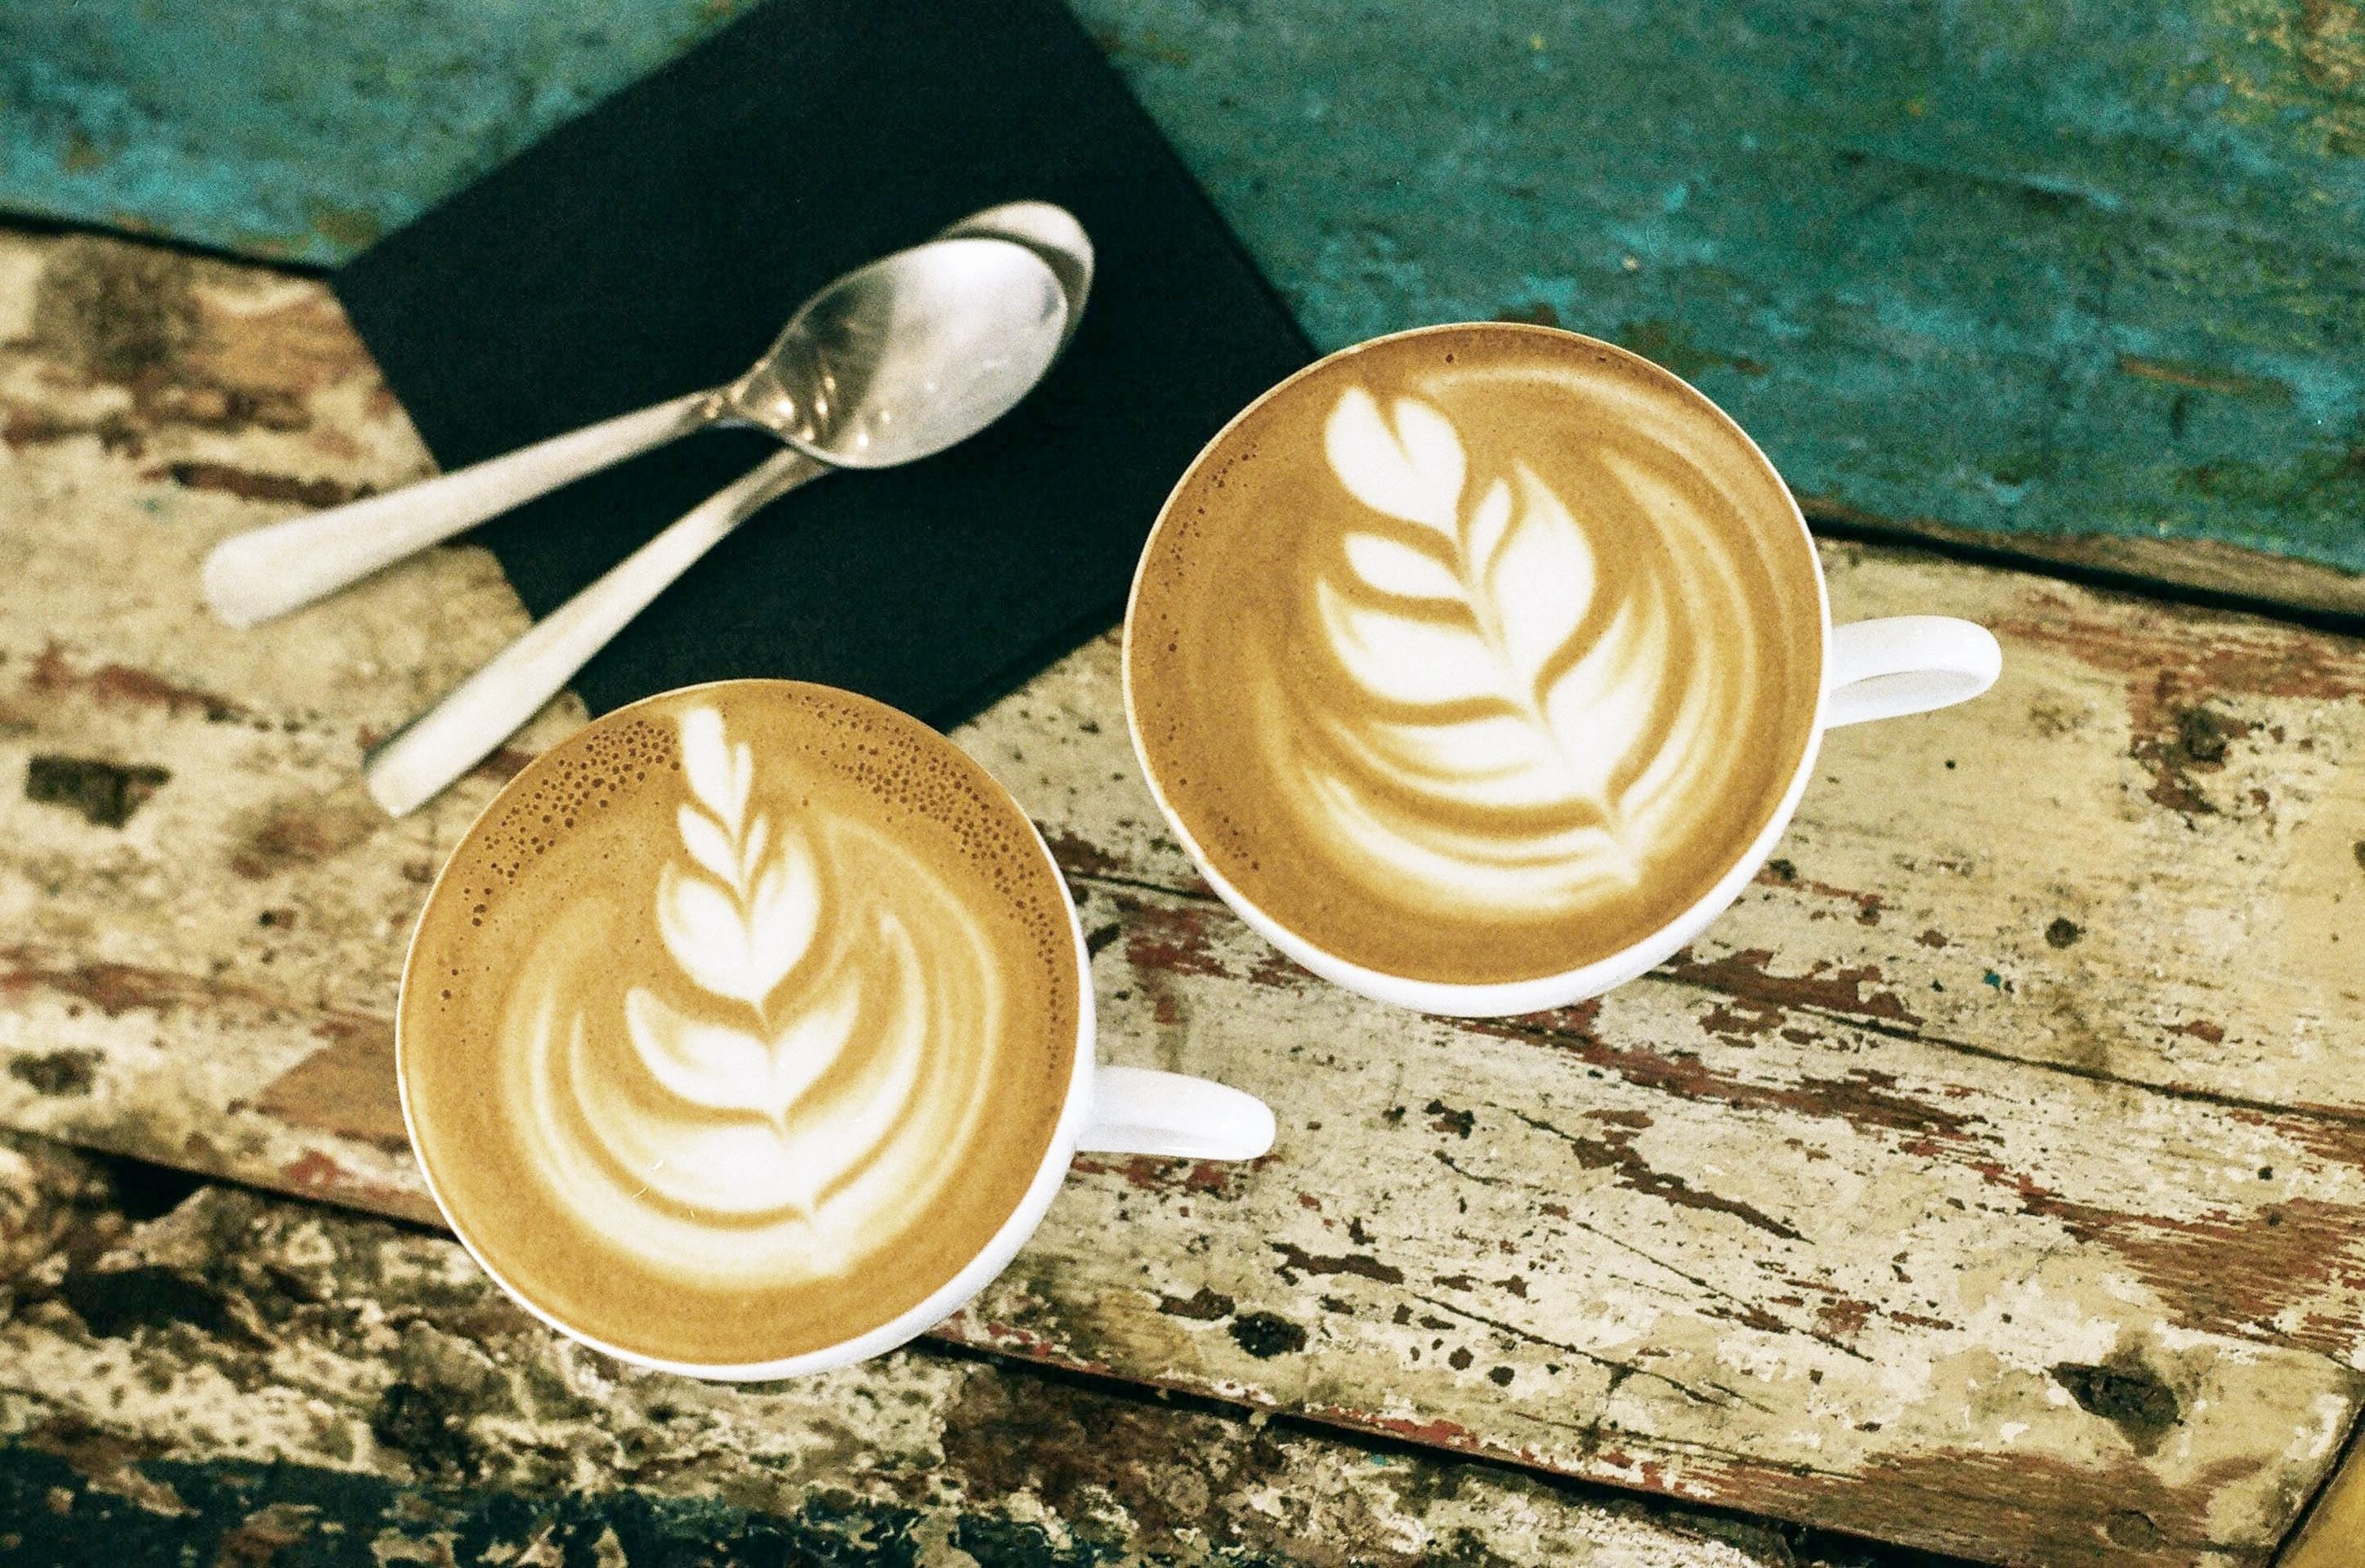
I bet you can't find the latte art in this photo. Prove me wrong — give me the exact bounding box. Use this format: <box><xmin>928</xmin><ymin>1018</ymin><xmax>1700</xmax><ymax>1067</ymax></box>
<box><xmin>400</xmin><ymin>683</ymin><xmax>1078</xmax><ymax>1367</ymax></box>
<box><xmin>1129</xmin><ymin>325</ymin><xmax>1823</xmax><ymax>986</ymax></box>
<box><xmin>506</xmin><ymin>708</ymin><xmax>999</xmax><ymax>1276</ymax></box>
<box><xmin>1304</xmin><ymin>385</ymin><xmax>1746</xmax><ymax>910</ymax></box>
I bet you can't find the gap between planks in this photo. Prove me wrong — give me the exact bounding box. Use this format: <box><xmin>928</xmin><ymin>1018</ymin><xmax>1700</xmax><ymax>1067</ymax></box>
<box><xmin>0</xmin><ymin>1129</ymin><xmax>1947</xmax><ymax>1568</ymax></box>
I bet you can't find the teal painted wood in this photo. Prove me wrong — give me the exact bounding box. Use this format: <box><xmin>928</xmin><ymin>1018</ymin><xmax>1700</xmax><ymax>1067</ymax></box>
<box><xmin>0</xmin><ymin>0</ymin><xmax>752</xmax><ymax>257</ymax></box>
<box><xmin>1081</xmin><ymin>0</ymin><xmax>2365</xmax><ymax>581</ymax></box>
<box><xmin>2</xmin><ymin>0</ymin><xmax>2361</xmax><ymax>576</ymax></box>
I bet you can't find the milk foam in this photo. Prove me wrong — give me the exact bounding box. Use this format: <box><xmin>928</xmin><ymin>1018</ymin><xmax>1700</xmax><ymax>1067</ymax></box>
<box><xmin>1289</xmin><ymin>380</ymin><xmax>1750</xmax><ymax>914</ymax></box>
<box><xmin>401</xmin><ymin>683</ymin><xmax>1077</xmax><ymax>1365</ymax></box>
<box><xmin>497</xmin><ymin>707</ymin><xmax>1002</xmax><ymax>1283</ymax></box>
<box><xmin>1127</xmin><ymin>326</ymin><xmax>1823</xmax><ymax>985</ymax></box>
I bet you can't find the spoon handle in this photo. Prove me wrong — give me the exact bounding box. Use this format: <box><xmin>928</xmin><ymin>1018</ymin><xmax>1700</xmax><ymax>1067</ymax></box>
<box><xmin>362</xmin><ymin>447</ymin><xmax>825</xmax><ymax>818</ymax></box>
<box><xmin>201</xmin><ymin>391</ymin><xmax>713</xmax><ymax>628</ymax></box>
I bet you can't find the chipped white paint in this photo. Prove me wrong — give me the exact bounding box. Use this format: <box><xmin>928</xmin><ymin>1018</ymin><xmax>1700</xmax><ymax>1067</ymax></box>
<box><xmin>0</xmin><ymin>226</ymin><xmax>2361</xmax><ymax>1564</ymax></box>
<box><xmin>0</xmin><ymin>1146</ymin><xmax>1812</xmax><ymax>1568</ymax></box>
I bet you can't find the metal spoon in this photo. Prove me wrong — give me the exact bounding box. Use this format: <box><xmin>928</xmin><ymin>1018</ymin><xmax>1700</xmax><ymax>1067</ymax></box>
<box><xmin>361</xmin><ymin>235</ymin><xmax>1069</xmax><ymax>816</ymax></box>
<box><xmin>202</xmin><ymin>213</ymin><xmax>1080</xmax><ymax>629</ymax></box>
<box><xmin>940</xmin><ymin>200</ymin><xmax>1093</xmax><ymax>348</ymax></box>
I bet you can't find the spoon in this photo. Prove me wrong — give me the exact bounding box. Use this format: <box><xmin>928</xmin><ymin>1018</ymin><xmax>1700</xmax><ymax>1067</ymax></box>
<box><xmin>360</xmin><ymin>234</ymin><xmax>1071</xmax><ymax>817</ymax></box>
<box><xmin>201</xmin><ymin>208</ymin><xmax>1084</xmax><ymax>630</ymax></box>
<box><xmin>940</xmin><ymin>199</ymin><xmax>1093</xmax><ymax>349</ymax></box>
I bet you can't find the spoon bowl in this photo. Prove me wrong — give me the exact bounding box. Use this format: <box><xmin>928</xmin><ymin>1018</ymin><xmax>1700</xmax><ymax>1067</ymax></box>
<box><xmin>939</xmin><ymin>201</ymin><xmax>1093</xmax><ymax>347</ymax></box>
<box><xmin>726</xmin><ymin>237</ymin><xmax>1066</xmax><ymax>467</ymax></box>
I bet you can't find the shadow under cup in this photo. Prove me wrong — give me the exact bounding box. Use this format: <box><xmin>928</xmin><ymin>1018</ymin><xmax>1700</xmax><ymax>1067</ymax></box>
<box><xmin>1123</xmin><ymin>322</ymin><xmax>1995</xmax><ymax>1016</ymax></box>
<box><xmin>394</xmin><ymin>681</ymin><xmax>1096</xmax><ymax>1377</ymax></box>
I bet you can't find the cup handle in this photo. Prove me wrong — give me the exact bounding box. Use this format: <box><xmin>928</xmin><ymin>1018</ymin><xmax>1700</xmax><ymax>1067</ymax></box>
<box><xmin>1078</xmin><ymin>1066</ymin><xmax>1276</xmax><ymax>1160</ymax></box>
<box><xmin>1825</xmin><ymin>616</ymin><xmax>2002</xmax><ymax>729</ymax></box>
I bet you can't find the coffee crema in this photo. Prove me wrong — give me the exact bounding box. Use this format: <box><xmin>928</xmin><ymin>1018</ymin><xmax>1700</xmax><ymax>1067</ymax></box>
<box><xmin>400</xmin><ymin>682</ymin><xmax>1079</xmax><ymax>1366</ymax></box>
<box><xmin>1126</xmin><ymin>324</ymin><xmax>1825</xmax><ymax>985</ymax></box>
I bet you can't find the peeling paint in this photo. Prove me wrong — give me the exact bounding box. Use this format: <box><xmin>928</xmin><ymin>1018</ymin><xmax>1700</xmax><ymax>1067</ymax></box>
<box><xmin>2</xmin><ymin>227</ymin><xmax>2361</xmax><ymax>1567</ymax></box>
<box><xmin>23</xmin><ymin>755</ymin><xmax>168</xmax><ymax>828</ymax></box>
<box><xmin>1662</xmin><ymin>949</ymin><xmax>1922</xmax><ymax>1029</ymax></box>
<box><xmin>0</xmin><ymin>1177</ymin><xmax>1822</xmax><ymax>1567</ymax></box>
<box><xmin>142</xmin><ymin>461</ymin><xmax>370</xmax><ymax>509</ymax></box>
<box><xmin>26</xmin><ymin>642</ymin><xmax>249</xmax><ymax>725</ymax></box>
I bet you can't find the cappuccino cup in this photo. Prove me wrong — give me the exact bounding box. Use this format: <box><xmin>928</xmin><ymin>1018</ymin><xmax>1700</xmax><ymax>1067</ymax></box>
<box><xmin>398</xmin><ymin>680</ymin><xmax>1274</xmax><ymax>1378</ymax></box>
<box><xmin>1124</xmin><ymin>323</ymin><xmax>2001</xmax><ymax>1017</ymax></box>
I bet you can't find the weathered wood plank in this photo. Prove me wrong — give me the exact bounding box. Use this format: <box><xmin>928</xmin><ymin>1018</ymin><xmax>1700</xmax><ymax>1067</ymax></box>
<box><xmin>972</xmin><ymin>556</ymin><xmax>2365</xmax><ymax>1120</ymax></box>
<box><xmin>1804</xmin><ymin>507</ymin><xmax>2365</xmax><ymax>628</ymax></box>
<box><xmin>0</xmin><ymin>1135</ymin><xmax>1834</xmax><ymax>1568</ymax></box>
<box><xmin>1094</xmin><ymin>0</ymin><xmax>2365</xmax><ymax>593</ymax></box>
<box><xmin>6</xmin><ymin>0</ymin><xmax>2364</xmax><ymax>600</ymax></box>
<box><xmin>6</xmin><ymin>227</ymin><xmax>2365</xmax><ymax>1562</ymax></box>
<box><xmin>0</xmin><ymin>1128</ymin><xmax>127</xmax><ymax>1287</ymax></box>
<box><xmin>0</xmin><ymin>229</ymin><xmax>579</xmax><ymax>1222</ymax></box>
<box><xmin>972</xmin><ymin>881</ymin><xmax>2365</xmax><ymax>1564</ymax></box>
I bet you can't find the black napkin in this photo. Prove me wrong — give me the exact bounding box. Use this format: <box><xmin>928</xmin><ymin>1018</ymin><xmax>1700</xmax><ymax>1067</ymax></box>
<box><xmin>334</xmin><ymin>0</ymin><xmax>1309</xmax><ymax>726</ymax></box>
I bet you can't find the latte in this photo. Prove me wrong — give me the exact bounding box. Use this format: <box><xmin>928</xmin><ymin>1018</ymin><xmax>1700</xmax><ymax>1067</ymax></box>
<box><xmin>1126</xmin><ymin>324</ymin><xmax>1825</xmax><ymax>986</ymax></box>
<box><xmin>399</xmin><ymin>681</ymin><xmax>1080</xmax><ymax>1367</ymax></box>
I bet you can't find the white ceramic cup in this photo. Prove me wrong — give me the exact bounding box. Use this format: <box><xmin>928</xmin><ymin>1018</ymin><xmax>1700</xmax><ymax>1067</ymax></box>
<box><xmin>1121</xmin><ymin>326</ymin><xmax>2002</xmax><ymax>1019</ymax></box>
<box><xmin>397</xmin><ymin>689</ymin><xmax>1276</xmax><ymax>1380</ymax></box>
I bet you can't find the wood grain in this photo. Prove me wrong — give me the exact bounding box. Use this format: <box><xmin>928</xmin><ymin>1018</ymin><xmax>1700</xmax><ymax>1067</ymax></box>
<box><xmin>0</xmin><ymin>1133</ymin><xmax>1831</xmax><ymax>1568</ymax></box>
<box><xmin>1804</xmin><ymin>506</ymin><xmax>2365</xmax><ymax>627</ymax></box>
<box><xmin>6</xmin><ymin>226</ymin><xmax>2365</xmax><ymax>1564</ymax></box>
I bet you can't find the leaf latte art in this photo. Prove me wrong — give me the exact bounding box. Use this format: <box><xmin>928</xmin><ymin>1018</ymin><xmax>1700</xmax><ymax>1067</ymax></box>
<box><xmin>512</xmin><ymin>706</ymin><xmax>991</xmax><ymax>1252</ymax></box>
<box><xmin>401</xmin><ymin>684</ymin><xmax>1077</xmax><ymax>1366</ymax></box>
<box><xmin>1311</xmin><ymin>384</ymin><xmax>1732</xmax><ymax>905</ymax></box>
<box><xmin>1129</xmin><ymin>325</ymin><xmax>1823</xmax><ymax>985</ymax></box>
